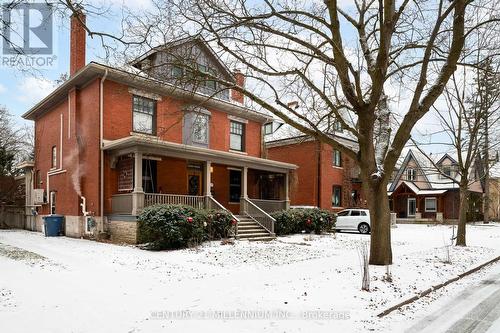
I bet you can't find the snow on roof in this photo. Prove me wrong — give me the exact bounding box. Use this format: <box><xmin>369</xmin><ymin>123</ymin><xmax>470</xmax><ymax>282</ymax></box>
<box><xmin>391</xmin><ymin>148</ymin><xmax>462</xmax><ymax>191</ymax></box>
<box><xmin>391</xmin><ymin>181</ymin><xmax>449</xmax><ymax>195</ymax></box>
<box><xmin>491</xmin><ymin>161</ymin><xmax>500</xmax><ymax>178</ymax></box>
<box><xmin>265</xmin><ymin>123</ymin><xmax>359</xmax><ymax>152</ymax></box>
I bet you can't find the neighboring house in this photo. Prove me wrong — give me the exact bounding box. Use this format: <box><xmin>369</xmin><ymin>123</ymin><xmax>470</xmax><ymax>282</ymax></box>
<box><xmin>265</xmin><ymin>127</ymin><xmax>365</xmax><ymax>212</ymax></box>
<box><xmin>488</xmin><ymin>161</ymin><xmax>500</xmax><ymax>221</ymax></box>
<box><xmin>388</xmin><ymin>149</ymin><xmax>484</xmax><ymax>223</ymax></box>
<box><xmin>22</xmin><ymin>10</ymin><xmax>296</xmax><ymax>242</ymax></box>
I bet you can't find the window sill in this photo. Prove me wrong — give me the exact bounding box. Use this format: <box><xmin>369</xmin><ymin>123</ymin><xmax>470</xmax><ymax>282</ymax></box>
<box><xmin>229</xmin><ymin>149</ymin><xmax>247</xmax><ymax>155</ymax></box>
<box><xmin>332</xmin><ymin>165</ymin><xmax>343</xmax><ymax>169</ymax></box>
<box><xmin>228</xmin><ymin>202</ymin><xmax>240</xmax><ymax>205</ymax></box>
<box><xmin>130</xmin><ymin>132</ymin><xmax>158</xmax><ymax>139</ymax></box>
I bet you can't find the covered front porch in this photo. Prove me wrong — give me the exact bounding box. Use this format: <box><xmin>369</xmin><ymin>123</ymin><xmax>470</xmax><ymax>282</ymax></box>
<box><xmin>389</xmin><ymin>181</ymin><xmax>448</xmax><ymax>223</ymax></box>
<box><xmin>104</xmin><ymin>136</ymin><xmax>296</xmax><ymax>234</ymax></box>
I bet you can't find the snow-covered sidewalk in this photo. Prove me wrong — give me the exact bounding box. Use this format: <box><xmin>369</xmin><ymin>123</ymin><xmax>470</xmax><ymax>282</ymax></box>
<box><xmin>0</xmin><ymin>224</ymin><xmax>499</xmax><ymax>333</ymax></box>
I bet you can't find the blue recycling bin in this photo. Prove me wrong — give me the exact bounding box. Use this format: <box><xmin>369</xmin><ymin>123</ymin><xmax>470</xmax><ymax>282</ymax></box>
<box><xmin>43</xmin><ymin>215</ymin><xmax>64</xmax><ymax>237</ymax></box>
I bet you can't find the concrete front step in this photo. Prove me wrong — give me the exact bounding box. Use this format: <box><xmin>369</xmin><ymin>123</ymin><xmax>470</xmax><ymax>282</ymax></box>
<box><xmin>246</xmin><ymin>236</ymin><xmax>276</xmax><ymax>242</ymax></box>
<box><xmin>238</xmin><ymin>229</ymin><xmax>266</xmax><ymax>234</ymax></box>
<box><xmin>238</xmin><ymin>232</ymin><xmax>271</xmax><ymax>238</ymax></box>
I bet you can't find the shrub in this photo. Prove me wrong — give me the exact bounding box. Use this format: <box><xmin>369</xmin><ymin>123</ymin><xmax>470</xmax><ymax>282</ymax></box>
<box><xmin>203</xmin><ymin>210</ymin><xmax>235</xmax><ymax>239</ymax></box>
<box><xmin>271</xmin><ymin>208</ymin><xmax>336</xmax><ymax>236</ymax></box>
<box><xmin>137</xmin><ymin>204</ymin><xmax>235</xmax><ymax>250</ymax></box>
<box><xmin>137</xmin><ymin>204</ymin><xmax>206</xmax><ymax>250</ymax></box>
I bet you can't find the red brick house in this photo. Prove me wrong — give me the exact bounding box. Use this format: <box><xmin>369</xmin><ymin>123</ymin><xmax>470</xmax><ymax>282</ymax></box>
<box><xmin>265</xmin><ymin>131</ymin><xmax>366</xmax><ymax>212</ymax></box>
<box><xmin>23</xmin><ymin>10</ymin><xmax>296</xmax><ymax>242</ymax></box>
<box><xmin>388</xmin><ymin>149</ymin><xmax>484</xmax><ymax>223</ymax></box>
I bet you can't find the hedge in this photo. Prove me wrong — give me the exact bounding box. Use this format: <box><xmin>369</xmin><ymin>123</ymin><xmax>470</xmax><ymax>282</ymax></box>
<box><xmin>271</xmin><ymin>208</ymin><xmax>336</xmax><ymax>235</ymax></box>
<box><xmin>137</xmin><ymin>204</ymin><xmax>235</xmax><ymax>250</ymax></box>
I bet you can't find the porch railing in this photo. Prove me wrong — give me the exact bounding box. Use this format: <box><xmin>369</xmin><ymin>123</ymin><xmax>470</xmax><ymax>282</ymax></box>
<box><xmin>241</xmin><ymin>197</ymin><xmax>275</xmax><ymax>234</ymax></box>
<box><xmin>249</xmin><ymin>198</ymin><xmax>287</xmax><ymax>213</ymax></box>
<box><xmin>111</xmin><ymin>194</ymin><xmax>133</xmax><ymax>214</ymax></box>
<box><xmin>144</xmin><ymin>193</ymin><xmax>205</xmax><ymax>209</ymax></box>
<box><xmin>206</xmin><ymin>196</ymin><xmax>240</xmax><ymax>237</ymax></box>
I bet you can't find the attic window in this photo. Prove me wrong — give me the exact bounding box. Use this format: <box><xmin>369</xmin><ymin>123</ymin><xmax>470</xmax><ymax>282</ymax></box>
<box><xmin>172</xmin><ymin>66</ymin><xmax>183</xmax><ymax>78</ymax></box>
<box><xmin>334</xmin><ymin>120</ymin><xmax>343</xmax><ymax>132</ymax></box>
<box><xmin>440</xmin><ymin>166</ymin><xmax>452</xmax><ymax>178</ymax></box>
<box><xmin>406</xmin><ymin>168</ymin><xmax>416</xmax><ymax>181</ymax></box>
<box><xmin>263</xmin><ymin>123</ymin><xmax>273</xmax><ymax>135</ymax></box>
<box><xmin>198</xmin><ymin>64</ymin><xmax>217</xmax><ymax>90</ymax></box>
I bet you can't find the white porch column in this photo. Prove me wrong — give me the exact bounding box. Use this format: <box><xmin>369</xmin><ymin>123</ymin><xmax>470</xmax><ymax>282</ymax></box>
<box><xmin>132</xmin><ymin>151</ymin><xmax>144</xmax><ymax>215</ymax></box>
<box><xmin>204</xmin><ymin>161</ymin><xmax>212</xmax><ymax>196</ymax></box>
<box><xmin>242</xmin><ymin>166</ymin><xmax>248</xmax><ymax>199</ymax></box>
<box><xmin>285</xmin><ymin>171</ymin><xmax>290</xmax><ymax>210</ymax></box>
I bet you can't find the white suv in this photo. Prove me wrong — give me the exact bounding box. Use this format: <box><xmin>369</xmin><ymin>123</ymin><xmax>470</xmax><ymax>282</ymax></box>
<box><xmin>335</xmin><ymin>209</ymin><xmax>371</xmax><ymax>234</ymax></box>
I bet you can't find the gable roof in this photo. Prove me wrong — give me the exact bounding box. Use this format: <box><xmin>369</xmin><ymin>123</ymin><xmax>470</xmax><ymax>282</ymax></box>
<box><xmin>389</xmin><ymin>149</ymin><xmax>432</xmax><ymax>192</ymax></box>
<box><xmin>130</xmin><ymin>37</ymin><xmax>235</xmax><ymax>82</ymax></box>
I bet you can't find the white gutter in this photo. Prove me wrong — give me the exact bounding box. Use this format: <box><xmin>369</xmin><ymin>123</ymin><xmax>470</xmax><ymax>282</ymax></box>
<box><xmin>100</xmin><ymin>69</ymin><xmax>108</xmax><ymax>229</ymax></box>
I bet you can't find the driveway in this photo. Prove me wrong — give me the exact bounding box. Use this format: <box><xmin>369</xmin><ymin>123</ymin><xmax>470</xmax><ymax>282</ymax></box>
<box><xmin>406</xmin><ymin>263</ymin><xmax>500</xmax><ymax>333</ymax></box>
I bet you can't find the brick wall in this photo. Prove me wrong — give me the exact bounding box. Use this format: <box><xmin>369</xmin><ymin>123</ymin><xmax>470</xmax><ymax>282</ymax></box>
<box><xmin>102</xmin><ymin>80</ymin><xmax>263</xmax><ymax>156</ymax></box>
<box><xmin>267</xmin><ymin>140</ymin><xmax>320</xmax><ymax>207</ymax></box>
<box><xmin>267</xmin><ymin>139</ymin><xmax>363</xmax><ymax>211</ymax></box>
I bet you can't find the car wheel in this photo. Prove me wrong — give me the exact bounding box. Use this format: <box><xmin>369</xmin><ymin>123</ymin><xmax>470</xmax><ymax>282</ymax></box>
<box><xmin>358</xmin><ymin>223</ymin><xmax>370</xmax><ymax>234</ymax></box>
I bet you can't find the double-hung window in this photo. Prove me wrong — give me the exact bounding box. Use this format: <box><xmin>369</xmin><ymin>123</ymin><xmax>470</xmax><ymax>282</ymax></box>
<box><xmin>406</xmin><ymin>168</ymin><xmax>416</xmax><ymax>181</ymax></box>
<box><xmin>230</xmin><ymin>121</ymin><xmax>245</xmax><ymax>151</ymax></box>
<box><xmin>332</xmin><ymin>186</ymin><xmax>342</xmax><ymax>207</ymax></box>
<box><xmin>132</xmin><ymin>95</ymin><xmax>156</xmax><ymax>135</ymax></box>
<box><xmin>333</xmin><ymin>150</ymin><xmax>342</xmax><ymax>167</ymax></box>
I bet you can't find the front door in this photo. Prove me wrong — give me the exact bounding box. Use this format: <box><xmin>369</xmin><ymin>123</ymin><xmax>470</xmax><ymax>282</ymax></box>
<box><xmin>407</xmin><ymin>198</ymin><xmax>416</xmax><ymax>217</ymax></box>
<box><xmin>187</xmin><ymin>163</ymin><xmax>203</xmax><ymax>196</ymax></box>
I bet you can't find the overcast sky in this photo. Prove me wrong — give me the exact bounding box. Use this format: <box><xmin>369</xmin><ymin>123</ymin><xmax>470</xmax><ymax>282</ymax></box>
<box><xmin>0</xmin><ymin>0</ymin><xmax>455</xmax><ymax>155</ymax></box>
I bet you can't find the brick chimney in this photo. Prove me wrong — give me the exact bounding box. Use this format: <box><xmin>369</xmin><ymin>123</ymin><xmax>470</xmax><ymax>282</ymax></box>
<box><xmin>231</xmin><ymin>69</ymin><xmax>245</xmax><ymax>104</ymax></box>
<box><xmin>70</xmin><ymin>7</ymin><xmax>86</xmax><ymax>76</ymax></box>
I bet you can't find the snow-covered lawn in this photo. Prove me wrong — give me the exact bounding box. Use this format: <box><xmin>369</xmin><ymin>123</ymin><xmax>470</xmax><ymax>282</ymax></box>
<box><xmin>0</xmin><ymin>224</ymin><xmax>499</xmax><ymax>333</ymax></box>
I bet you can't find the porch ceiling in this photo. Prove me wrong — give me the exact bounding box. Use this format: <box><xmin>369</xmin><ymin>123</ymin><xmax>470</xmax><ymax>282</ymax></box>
<box><xmin>103</xmin><ymin>134</ymin><xmax>297</xmax><ymax>173</ymax></box>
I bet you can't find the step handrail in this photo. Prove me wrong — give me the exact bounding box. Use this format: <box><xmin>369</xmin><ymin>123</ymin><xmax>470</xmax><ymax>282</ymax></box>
<box><xmin>240</xmin><ymin>197</ymin><xmax>275</xmax><ymax>234</ymax></box>
<box><xmin>206</xmin><ymin>195</ymin><xmax>240</xmax><ymax>237</ymax></box>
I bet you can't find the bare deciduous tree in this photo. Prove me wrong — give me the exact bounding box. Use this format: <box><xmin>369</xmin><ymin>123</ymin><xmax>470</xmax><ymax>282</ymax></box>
<box><xmin>56</xmin><ymin>0</ymin><xmax>500</xmax><ymax>265</ymax></box>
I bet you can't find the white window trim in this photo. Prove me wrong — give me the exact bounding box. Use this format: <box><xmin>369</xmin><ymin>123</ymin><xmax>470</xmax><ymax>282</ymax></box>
<box><xmin>406</xmin><ymin>168</ymin><xmax>416</xmax><ymax>181</ymax></box>
<box><xmin>228</xmin><ymin>115</ymin><xmax>249</xmax><ymax>123</ymax></box>
<box><xmin>425</xmin><ymin>197</ymin><xmax>437</xmax><ymax>212</ymax></box>
<box><xmin>128</xmin><ymin>88</ymin><xmax>162</xmax><ymax>101</ymax></box>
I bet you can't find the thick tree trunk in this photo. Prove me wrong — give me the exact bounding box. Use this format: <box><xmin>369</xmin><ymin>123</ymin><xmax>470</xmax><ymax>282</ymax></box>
<box><xmin>456</xmin><ymin>184</ymin><xmax>469</xmax><ymax>246</ymax></box>
<box><xmin>366</xmin><ymin>180</ymin><xmax>393</xmax><ymax>265</ymax></box>
<box><xmin>483</xmin><ymin>172</ymin><xmax>490</xmax><ymax>224</ymax></box>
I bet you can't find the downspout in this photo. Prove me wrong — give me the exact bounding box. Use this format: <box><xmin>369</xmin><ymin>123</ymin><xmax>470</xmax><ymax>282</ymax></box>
<box><xmin>317</xmin><ymin>141</ymin><xmax>321</xmax><ymax>208</ymax></box>
<box><xmin>100</xmin><ymin>69</ymin><xmax>109</xmax><ymax>231</ymax></box>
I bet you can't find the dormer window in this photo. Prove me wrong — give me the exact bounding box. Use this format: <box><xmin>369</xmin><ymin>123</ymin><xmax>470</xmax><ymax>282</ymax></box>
<box><xmin>440</xmin><ymin>166</ymin><xmax>452</xmax><ymax>178</ymax></box>
<box><xmin>334</xmin><ymin>120</ymin><xmax>343</xmax><ymax>132</ymax></box>
<box><xmin>406</xmin><ymin>168</ymin><xmax>416</xmax><ymax>181</ymax></box>
<box><xmin>263</xmin><ymin>123</ymin><xmax>273</xmax><ymax>135</ymax></box>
